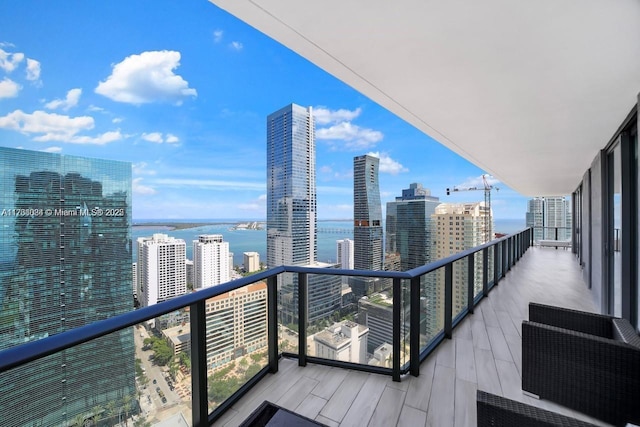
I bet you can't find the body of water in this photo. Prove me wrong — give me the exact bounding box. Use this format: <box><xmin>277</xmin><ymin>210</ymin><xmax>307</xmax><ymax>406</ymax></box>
<box><xmin>132</xmin><ymin>218</ymin><xmax>525</xmax><ymax>267</ymax></box>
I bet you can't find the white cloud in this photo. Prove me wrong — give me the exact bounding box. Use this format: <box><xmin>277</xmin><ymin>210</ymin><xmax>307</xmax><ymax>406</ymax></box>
<box><xmin>313</xmin><ymin>107</ymin><xmax>361</xmax><ymax>125</ymax></box>
<box><xmin>0</xmin><ymin>49</ymin><xmax>24</xmax><ymax>72</ymax></box>
<box><xmin>455</xmin><ymin>175</ymin><xmax>500</xmax><ymax>190</ymax></box>
<box><xmin>153</xmin><ymin>178</ymin><xmax>265</xmax><ymax>191</ymax></box>
<box><xmin>367</xmin><ymin>151</ymin><xmax>408</xmax><ymax>175</ymax></box>
<box><xmin>319</xmin><ymin>165</ymin><xmax>333</xmax><ymax>174</ymax></box>
<box><xmin>95</xmin><ymin>50</ymin><xmax>197</xmax><ymax>105</ymax></box>
<box><xmin>229</xmin><ymin>41</ymin><xmax>243</xmax><ymax>51</ymax></box>
<box><xmin>133</xmin><ymin>177</ymin><xmax>157</xmax><ymax>195</ymax></box>
<box><xmin>0</xmin><ymin>77</ymin><xmax>20</xmax><ymax>98</ymax></box>
<box><xmin>141</xmin><ymin>132</ymin><xmax>178</xmax><ymax>144</ymax></box>
<box><xmin>0</xmin><ymin>109</ymin><xmax>123</xmax><ymax>145</ymax></box>
<box><xmin>133</xmin><ymin>162</ymin><xmax>157</xmax><ymax>176</ymax></box>
<box><xmin>45</xmin><ymin>88</ymin><xmax>82</xmax><ymax>111</ymax></box>
<box><xmin>112</xmin><ymin>117</ymin><xmax>123</xmax><ymax>123</ymax></box>
<box><xmin>42</xmin><ymin>146</ymin><xmax>62</xmax><ymax>153</ymax></box>
<box><xmin>213</xmin><ymin>30</ymin><xmax>223</xmax><ymax>43</ymax></box>
<box><xmin>25</xmin><ymin>58</ymin><xmax>41</xmax><ymax>81</ymax></box>
<box><xmin>317</xmin><ymin>122</ymin><xmax>383</xmax><ymax>150</ymax></box>
<box><xmin>59</xmin><ymin>130</ymin><xmax>123</xmax><ymax>145</ymax></box>
<box><xmin>238</xmin><ymin>194</ymin><xmax>267</xmax><ymax>211</ymax></box>
<box><xmin>88</xmin><ymin>105</ymin><xmax>104</xmax><ymax>112</ymax></box>
<box><xmin>141</xmin><ymin>132</ymin><xmax>163</xmax><ymax>143</ymax></box>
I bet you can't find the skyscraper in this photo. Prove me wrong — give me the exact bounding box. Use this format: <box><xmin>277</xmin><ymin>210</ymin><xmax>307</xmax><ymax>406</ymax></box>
<box><xmin>526</xmin><ymin>196</ymin><xmax>572</xmax><ymax>242</ymax></box>
<box><xmin>385</xmin><ymin>183</ymin><xmax>440</xmax><ymax>271</ymax></box>
<box><xmin>193</xmin><ymin>234</ymin><xmax>230</xmax><ymax>289</ymax></box>
<box><xmin>267</xmin><ymin>103</ymin><xmax>316</xmax><ymax>268</ymax></box>
<box><xmin>352</xmin><ymin>154</ymin><xmax>383</xmax><ymax>296</ymax></box>
<box><xmin>428</xmin><ymin>202</ymin><xmax>493</xmax><ymax>338</ymax></box>
<box><xmin>336</xmin><ymin>238</ymin><xmax>354</xmax><ymax>270</ymax></box>
<box><xmin>0</xmin><ymin>147</ymin><xmax>135</xmax><ymax>426</ymax></box>
<box><xmin>266</xmin><ymin>104</ymin><xmax>340</xmax><ymax>324</ymax></box>
<box><xmin>138</xmin><ymin>233</ymin><xmax>187</xmax><ymax>306</ymax></box>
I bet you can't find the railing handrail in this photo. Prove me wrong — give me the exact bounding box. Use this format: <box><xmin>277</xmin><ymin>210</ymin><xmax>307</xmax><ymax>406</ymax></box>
<box><xmin>0</xmin><ymin>228</ymin><xmax>531</xmax><ymax>385</ymax></box>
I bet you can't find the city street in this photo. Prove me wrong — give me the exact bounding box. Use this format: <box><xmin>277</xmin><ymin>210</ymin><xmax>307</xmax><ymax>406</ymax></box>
<box><xmin>134</xmin><ymin>326</ymin><xmax>188</xmax><ymax>420</ymax></box>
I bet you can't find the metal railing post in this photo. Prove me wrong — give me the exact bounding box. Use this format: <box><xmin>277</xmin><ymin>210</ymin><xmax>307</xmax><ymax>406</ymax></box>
<box><xmin>410</xmin><ymin>276</ymin><xmax>420</xmax><ymax>377</ymax></box>
<box><xmin>392</xmin><ymin>277</ymin><xmax>402</xmax><ymax>382</ymax></box>
<box><xmin>190</xmin><ymin>300</ymin><xmax>208</xmax><ymax>427</ymax></box>
<box><xmin>444</xmin><ymin>264</ymin><xmax>453</xmax><ymax>339</ymax></box>
<box><xmin>267</xmin><ymin>275</ymin><xmax>279</xmax><ymax>374</ymax></box>
<box><xmin>467</xmin><ymin>254</ymin><xmax>475</xmax><ymax>313</ymax></box>
<box><xmin>298</xmin><ymin>272</ymin><xmax>307</xmax><ymax>367</ymax></box>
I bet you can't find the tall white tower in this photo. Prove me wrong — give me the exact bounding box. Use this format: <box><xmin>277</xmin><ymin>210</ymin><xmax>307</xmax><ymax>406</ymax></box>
<box><xmin>138</xmin><ymin>233</ymin><xmax>187</xmax><ymax>307</ymax></box>
<box><xmin>193</xmin><ymin>234</ymin><xmax>230</xmax><ymax>289</ymax></box>
<box><xmin>336</xmin><ymin>238</ymin><xmax>354</xmax><ymax>269</ymax></box>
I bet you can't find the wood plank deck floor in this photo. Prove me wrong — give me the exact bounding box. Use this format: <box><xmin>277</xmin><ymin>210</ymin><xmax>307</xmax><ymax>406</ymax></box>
<box><xmin>214</xmin><ymin>247</ymin><xmax>609</xmax><ymax>427</ymax></box>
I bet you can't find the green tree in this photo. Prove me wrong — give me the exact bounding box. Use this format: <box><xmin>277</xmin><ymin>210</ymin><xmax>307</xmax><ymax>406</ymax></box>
<box><xmin>90</xmin><ymin>404</ymin><xmax>103</xmax><ymax>426</ymax></box>
<box><xmin>245</xmin><ymin>363</ymin><xmax>262</xmax><ymax>379</ymax></box>
<box><xmin>169</xmin><ymin>360</ymin><xmax>179</xmax><ymax>381</ymax></box>
<box><xmin>70</xmin><ymin>413</ymin><xmax>85</xmax><ymax>427</ymax></box>
<box><xmin>178</xmin><ymin>351</ymin><xmax>191</xmax><ymax>370</ymax></box>
<box><xmin>105</xmin><ymin>401</ymin><xmax>117</xmax><ymax>425</ymax></box>
<box><xmin>134</xmin><ymin>416</ymin><xmax>152</xmax><ymax>427</ymax></box>
<box><xmin>208</xmin><ymin>376</ymin><xmax>240</xmax><ymax>402</ymax></box>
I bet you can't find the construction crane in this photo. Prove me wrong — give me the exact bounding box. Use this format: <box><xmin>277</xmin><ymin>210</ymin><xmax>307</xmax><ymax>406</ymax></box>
<box><xmin>446</xmin><ymin>175</ymin><xmax>498</xmax><ymax>243</ymax></box>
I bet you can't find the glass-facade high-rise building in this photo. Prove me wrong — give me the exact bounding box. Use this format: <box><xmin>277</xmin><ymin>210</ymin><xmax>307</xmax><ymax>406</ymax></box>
<box><xmin>267</xmin><ymin>103</ymin><xmax>316</xmax><ymax>268</ymax></box>
<box><xmin>0</xmin><ymin>147</ymin><xmax>135</xmax><ymax>426</ymax></box>
<box><xmin>385</xmin><ymin>183</ymin><xmax>440</xmax><ymax>271</ymax></box>
<box><xmin>267</xmin><ymin>104</ymin><xmax>341</xmax><ymax>325</ymax></box>
<box><xmin>526</xmin><ymin>196</ymin><xmax>572</xmax><ymax>242</ymax></box>
<box><xmin>352</xmin><ymin>154</ymin><xmax>383</xmax><ymax>296</ymax></box>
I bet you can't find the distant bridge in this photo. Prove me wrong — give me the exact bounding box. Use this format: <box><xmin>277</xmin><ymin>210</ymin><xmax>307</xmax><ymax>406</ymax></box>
<box><xmin>317</xmin><ymin>228</ymin><xmax>353</xmax><ymax>235</ymax></box>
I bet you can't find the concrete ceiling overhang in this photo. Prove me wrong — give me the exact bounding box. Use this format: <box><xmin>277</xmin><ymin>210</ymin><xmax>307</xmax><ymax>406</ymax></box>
<box><xmin>209</xmin><ymin>0</ymin><xmax>640</xmax><ymax>196</ymax></box>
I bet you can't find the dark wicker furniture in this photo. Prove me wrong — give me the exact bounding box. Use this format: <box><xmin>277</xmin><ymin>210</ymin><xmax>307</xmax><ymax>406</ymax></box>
<box><xmin>477</xmin><ymin>390</ymin><xmax>599</xmax><ymax>426</ymax></box>
<box><xmin>522</xmin><ymin>303</ymin><xmax>640</xmax><ymax>426</ymax></box>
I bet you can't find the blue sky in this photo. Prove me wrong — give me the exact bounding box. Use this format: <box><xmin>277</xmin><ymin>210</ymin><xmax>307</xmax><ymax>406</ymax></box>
<box><xmin>0</xmin><ymin>1</ymin><xmax>529</xmax><ymax>220</ymax></box>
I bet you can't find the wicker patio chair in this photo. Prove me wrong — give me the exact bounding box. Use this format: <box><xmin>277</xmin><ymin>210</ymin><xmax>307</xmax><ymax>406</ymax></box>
<box><xmin>477</xmin><ymin>390</ymin><xmax>599</xmax><ymax>427</ymax></box>
<box><xmin>522</xmin><ymin>303</ymin><xmax>640</xmax><ymax>426</ymax></box>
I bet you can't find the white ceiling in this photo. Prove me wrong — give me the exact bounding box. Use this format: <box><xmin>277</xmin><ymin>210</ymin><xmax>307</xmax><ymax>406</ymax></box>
<box><xmin>209</xmin><ymin>0</ymin><xmax>640</xmax><ymax>196</ymax></box>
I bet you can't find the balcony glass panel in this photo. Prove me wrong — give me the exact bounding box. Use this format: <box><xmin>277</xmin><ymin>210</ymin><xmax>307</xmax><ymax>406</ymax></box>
<box><xmin>307</xmin><ymin>273</ymin><xmax>395</xmax><ymax>370</ymax></box>
<box><xmin>277</xmin><ymin>272</ymin><xmax>299</xmax><ymax>355</ymax></box>
<box><xmin>206</xmin><ymin>282</ymin><xmax>269</xmax><ymax>414</ymax></box>
<box><xmin>473</xmin><ymin>251</ymin><xmax>484</xmax><ymax>299</ymax></box>
<box><xmin>487</xmin><ymin>246</ymin><xmax>495</xmax><ymax>288</ymax></box>
<box><xmin>452</xmin><ymin>258</ymin><xmax>468</xmax><ymax>321</ymax></box>
<box><xmin>138</xmin><ymin>316</ymin><xmax>192</xmax><ymax>426</ymax></box>
<box><xmin>419</xmin><ymin>269</ymin><xmax>442</xmax><ymax>351</ymax></box>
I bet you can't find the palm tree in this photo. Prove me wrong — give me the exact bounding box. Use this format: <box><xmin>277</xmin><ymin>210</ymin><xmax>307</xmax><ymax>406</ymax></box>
<box><xmin>105</xmin><ymin>401</ymin><xmax>117</xmax><ymax>425</ymax></box>
<box><xmin>168</xmin><ymin>360</ymin><xmax>179</xmax><ymax>381</ymax></box>
<box><xmin>121</xmin><ymin>394</ymin><xmax>134</xmax><ymax>427</ymax></box>
<box><xmin>70</xmin><ymin>413</ymin><xmax>85</xmax><ymax>427</ymax></box>
<box><xmin>90</xmin><ymin>404</ymin><xmax>103</xmax><ymax>426</ymax></box>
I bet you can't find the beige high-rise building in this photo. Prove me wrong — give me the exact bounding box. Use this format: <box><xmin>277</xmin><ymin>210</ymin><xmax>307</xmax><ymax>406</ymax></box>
<box><xmin>427</xmin><ymin>202</ymin><xmax>494</xmax><ymax>337</ymax></box>
<box><xmin>204</xmin><ymin>282</ymin><xmax>268</xmax><ymax>369</ymax></box>
<box><xmin>243</xmin><ymin>251</ymin><xmax>260</xmax><ymax>273</ymax></box>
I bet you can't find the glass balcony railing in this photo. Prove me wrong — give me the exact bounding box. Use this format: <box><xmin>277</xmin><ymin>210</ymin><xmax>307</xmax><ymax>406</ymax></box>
<box><xmin>0</xmin><ymin>228</ymin><xmax>532</xmax><ymax>427</ymax></box>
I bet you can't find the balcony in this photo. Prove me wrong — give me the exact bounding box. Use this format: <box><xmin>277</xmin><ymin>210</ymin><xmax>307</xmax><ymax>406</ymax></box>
<box><xmin>0</xmin><ymin>230</ymin><xmax>610</xmax><ymax>426</ymax></box>
<box><xmin>214</xmin><ymin>246</ymin><xmax>603</xmax><ymax>427</ymax></box>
